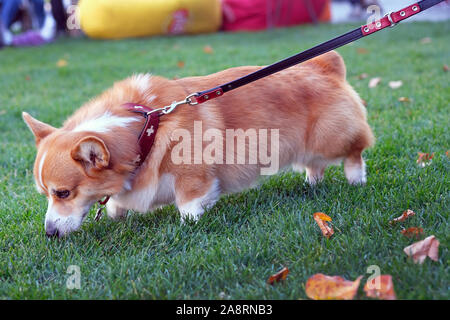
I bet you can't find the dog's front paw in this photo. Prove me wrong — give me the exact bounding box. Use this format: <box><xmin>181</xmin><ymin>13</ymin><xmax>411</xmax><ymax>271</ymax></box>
<box><xmin>106</xmin><ymin>200</ymin><xmax>128</xmax><ymax>220</ymax></box>
<box><xmin>179</xmin><ymin>209</ymin><xmax>204</xmax><ymax>224</ymax></box>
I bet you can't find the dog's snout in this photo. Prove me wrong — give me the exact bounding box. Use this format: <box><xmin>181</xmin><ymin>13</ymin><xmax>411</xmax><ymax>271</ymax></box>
<box><xmin>45</xmin><ymin>221</ymin><xmax>59</xmax><ymax>238</ymax></box>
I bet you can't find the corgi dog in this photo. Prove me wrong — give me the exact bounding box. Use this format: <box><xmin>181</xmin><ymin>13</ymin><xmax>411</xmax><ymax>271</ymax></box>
<box><xmin>23</xmin><ymin>51</ymin><xmax>374</xmax><ymax>238</ymax></box>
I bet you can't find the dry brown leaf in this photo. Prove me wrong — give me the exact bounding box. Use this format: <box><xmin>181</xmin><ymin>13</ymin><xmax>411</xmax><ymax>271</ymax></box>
<box><xmin>398</xmin><ymin>97</ymin><xmax>411</xmax><ymax>103</ymax></box>
<box><xmin>358</xmin><ymin>73</ymin><xmax>369</xmax><ymax>80</ymax></box>
<box><xmin>446</xmin><ymin>150</ymin><xmax>449</xmax><ymax>158</ymax></box>
<box><xmin>357</xmin><ymin>48</ymin><xmax>369</xmax><ymax>54</ymax></box>
<box><xmin>56</xmin><ymin>59</ymin><xmax>68</xmax><ymax>67</ymax></box>
<box><xmin>389</xmin><ymin>81</ymin><xmax>403</xmax><ymax>89</ymax></box>
<box><xmin>417</xmin><ymin>152</ymin><xmax>434</xmax><ymax>167</ymax></box>
<box><xmin>404</xmin><ymin>235</ymin><xmax>440</xmax><ymax>264</ymax></box>
<box><xmin>267</xmin><ymin>267</ymin><xmax>289</xmax><ymax>285</ymax></box>
<box><xmin>390</xmin><ymin>209</ymin><xmax>416</xmax><ymax>224</ymax></box>
<box><xmin>363</xmin><ymin>275</ymin><xmax>396</xmax><ymax>300</ymax></box>
<box><xmin>177</xmin><ymin>61</ymin><xmax>185</xmax><ymax>68</ymax></box>
<box><xmin>305</xmin><ymin>274</ymin><xmax>362</xmax><ymax>300</ymax></box>
<box><xmin>420</xmin><ymin>37</ymin><xmax>432</xmax><ymax>44</ymax></box>
<box><xmin>203</xmin><ymin>45</ymin><xmax>214</xmax><ymax>54</ymax></box>
<box><xmin>401</xmin><ymin>227</ymin><xmax>424</xmax><ymax>239</ymax></box>
<box><xmin>313</xmin><ymin>212</ymin><xmax>334</xmax><ymax>238</ymax></box>
<box><xmin>25</xmin><ymin>75</ymin><xmax>31</xmax><ymax>81</ymax></box>
<box><xmin>369</xmin><ymin>77</ymin><xmax>381</xmax><ymax>88</ymax></box>
<box><xmin>443</xmin><ymin>64</ymin><xmax>449</xmax><ymax>72</ymax></box>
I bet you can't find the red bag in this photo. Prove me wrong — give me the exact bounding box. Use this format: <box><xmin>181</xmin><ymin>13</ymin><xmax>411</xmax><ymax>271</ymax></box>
<box><xmin>222</xmin><ymin>0</ymin><xmax>330</xmax><ymax>31</ymax></box>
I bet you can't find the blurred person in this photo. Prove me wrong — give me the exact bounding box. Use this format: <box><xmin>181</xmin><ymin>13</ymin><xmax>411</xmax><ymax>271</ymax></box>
<box><xmin>0</xmin><ymin>0</ymin><xmax>61</xmax><ymax>48</ymax></box>
<box><xmin>349</xmin><ymin>0</ymin><xmax>382</xmax><ymax>19</ymax></box>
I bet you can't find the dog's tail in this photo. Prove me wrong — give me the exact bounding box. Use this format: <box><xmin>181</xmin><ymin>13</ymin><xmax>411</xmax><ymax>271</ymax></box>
<box><xmin>304</xmin><ymin>50</ymin><xmax>346</xmax><ymax>80</ymax></box>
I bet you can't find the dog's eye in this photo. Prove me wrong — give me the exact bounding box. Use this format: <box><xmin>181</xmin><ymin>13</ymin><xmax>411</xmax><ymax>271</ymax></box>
<box><xmin>54</xmin><ymin>190</ymin><xmax>70</xmax><ymax>199</ymax></box>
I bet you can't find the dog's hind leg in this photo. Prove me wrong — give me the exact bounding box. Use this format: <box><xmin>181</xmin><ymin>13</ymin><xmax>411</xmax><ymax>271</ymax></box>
<box><xmin>175</xmin><ymin>175</ymin><xmax>221</xmax><ymax>222</ymax></box>
<box><xmin>344</xmin><ymin>151</ymin><xmax>366</xmax><ymax>185</ymax></box>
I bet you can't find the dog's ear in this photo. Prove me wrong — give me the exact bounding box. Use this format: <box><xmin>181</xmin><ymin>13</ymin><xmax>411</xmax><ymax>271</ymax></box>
<box><xmin>71</xmin><ymin>136</ymin><xmax>110</xmax><ymax>175</ymax></box>
<box><xmin>22</xmin><ymin>112</ymin><xmax>56</xmax><ymax>145</ymax></box>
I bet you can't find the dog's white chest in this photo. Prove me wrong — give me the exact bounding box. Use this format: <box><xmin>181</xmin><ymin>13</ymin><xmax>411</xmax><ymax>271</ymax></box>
<box><xmin>113</xmin><ymin>173</ymin><xmax>176</xmax><ymax>213</ymax></box>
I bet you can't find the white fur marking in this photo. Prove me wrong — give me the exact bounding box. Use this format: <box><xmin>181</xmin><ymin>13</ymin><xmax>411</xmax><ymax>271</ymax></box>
<box><xmin>72</xmin><ymin>112</ymin><xmax>139</xmax><ymax>133</ymax></box>
<box><xmin>131</xmin><ymin>74</ymin><xmax>152</xmax><ymax>94</ymax></box>
<box><xmin>38</xmin><ymin>151</ymin><xmax>48</xmax><ymax>192</ymax></box>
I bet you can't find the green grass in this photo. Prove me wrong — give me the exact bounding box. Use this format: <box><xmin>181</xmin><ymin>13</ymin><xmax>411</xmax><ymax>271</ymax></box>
<box><xmin>0</xmin><ymin>22</ymin><xmax>448</xmax><ymax>300</ymax></box>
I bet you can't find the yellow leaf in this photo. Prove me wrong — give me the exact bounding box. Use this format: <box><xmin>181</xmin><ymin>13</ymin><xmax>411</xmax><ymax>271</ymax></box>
<box><xmin>305</xmin><ymin>274</ymin><xmax>362</xmax><ymax>300</ymax></box>
<box><xmin>56</xmin><ymin>59</ymin><xmax>68</xmax><ymax>67</ymax></box>
<box><xmin>313</xmin><ymin>212</ymin><xmax>332</xmax><ymax>221</ymax></box>
<box><xmin>313</xmin><ymin>213</ymin><xmax>334</xmax><ymax>238</ymax></box>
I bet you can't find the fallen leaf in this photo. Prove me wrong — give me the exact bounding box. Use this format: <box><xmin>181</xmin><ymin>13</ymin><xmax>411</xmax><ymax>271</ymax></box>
<box><xmin>390</xmin><ymin>209</ymin><xmax>415</xmax><ymax>224</ymax></box>
<box><xmin>305</xmin><ymin>274</ymin><xmax>362</xmax><ymax>300</ymax></box>
<box><xmin>398</xmin><ymin>97</ymin><xmax>411</xmax><ymax>103</ymax></box>
<box><xmin>357</xmin><ymin>48</ymin><xmax>369</xmax><ymax>54</ymax></box>
<box><xmin>417</xmin><ymin>152</ymin><xmax>434</xmax><ymax>167</ymax></box>
<box><xmin>389</xmin><ymin>81</ymin><xmax>403</xmax><ymax>89</ymax></box>
<box><xmin>369</xmin><ymin>77</ymin><xmax>381</xmax><ymax>88</ymax></box>
<box><xmin>420</xmin><ymin>37</ymin><xmax>432</xmax><ymax>44</ymax></box>
<box><xmin>56</xmin><ymin>59</ymin><xmax>68</xmax><ymax>67</ymax></box>
<box><xmin>401</xmin><ymin>227</ymin><xmax>424</xmax><ymax>239</ymax></box>
<box><xmin>313</xmin><ymin>212</ymin><xmax>332</xmax><ymax>221</ymax></box>
<box><xmin>358</xmin><ymin>73</ymin><xmax>369</xmax><ymax>80</ymax></box>
<box><xmin>443</xmin><ymin>64</ymin><xmax>449</xmax><ymax>72</ymax></box>
<box><xmin>404</xmin><ymin>235</ymin><xmax>440</xmax><ymax>264</ymax></box>
<box><xmin>446</xmin><ymin>150</ymin><xmax>449</xmax><ymax>158</ymax></box>
<box><xmin>203</xmin><ymin>45</ymin><xmax>214</xmax><ymax>54</ymax></box>
<box><xmin>313</xmin><ymin>212</ymin><xmax>334</xmax><ymax>238</ymax></box>
<box><xmin>25</xmin><ymin>75</ymin><xmax>31</xmax><ymax>81</ymax></box>
<box><xmin>267</xmin><ymin>267</ymin><xmax>289</xmax><ymax>285</ymax></box>
<box><xmin>363</xmin><ymin>275</ymin><xmax>396</xmax><ymax>300</ymax></box>
<box><xmin>177</xmin><ymin>60</ymin><xmax>185</xmax><ymax>68</ymax></box>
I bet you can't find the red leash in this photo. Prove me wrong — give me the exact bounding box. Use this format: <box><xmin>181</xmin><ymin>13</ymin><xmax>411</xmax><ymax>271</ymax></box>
<box><xmin>190</xmin><ymin>0</ymin><xmax>444</xmax><ymax>105</ymax></box>
<box><xmin>94</xmin><ymin>0</ymin><xmax>445</xmax><ymax>220</ymax></box>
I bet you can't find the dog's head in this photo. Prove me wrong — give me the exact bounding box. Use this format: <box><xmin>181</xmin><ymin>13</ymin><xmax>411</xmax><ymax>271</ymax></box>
<box><xmin>22</xmin><ymin>112</ymin><xmax>130</xmax><ymax>238</ymax></box>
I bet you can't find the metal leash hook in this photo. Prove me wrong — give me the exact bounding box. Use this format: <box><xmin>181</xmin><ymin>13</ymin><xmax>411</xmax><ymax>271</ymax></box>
<box><xmin>147</xmin><ymin>93</ymin><xmax>199</xmax><ymax>116</ymax></box>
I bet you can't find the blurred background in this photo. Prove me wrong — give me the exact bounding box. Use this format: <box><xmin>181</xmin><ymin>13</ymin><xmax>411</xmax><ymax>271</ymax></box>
<box><xmin>1</xmin><ymin>0</ymin><xmax>448</xmax><ymax>48</ymax></box>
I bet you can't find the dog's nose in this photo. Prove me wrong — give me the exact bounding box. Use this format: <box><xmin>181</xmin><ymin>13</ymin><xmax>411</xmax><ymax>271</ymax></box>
<box><xmin>45</xmin><ymin>221</ymin><xmax>59</xmax><ymax>238</ymax></box>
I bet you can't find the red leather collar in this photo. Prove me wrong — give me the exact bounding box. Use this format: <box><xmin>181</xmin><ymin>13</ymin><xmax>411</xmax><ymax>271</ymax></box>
<box><xmin>121</xmin><ymin>102</ymin><xmax>160</xmax><ymax>167</ymax></box>
<box><xmin>94</xmin><ymin>103</ymin><xmax>159</xmax><ymax>221</ymax></box>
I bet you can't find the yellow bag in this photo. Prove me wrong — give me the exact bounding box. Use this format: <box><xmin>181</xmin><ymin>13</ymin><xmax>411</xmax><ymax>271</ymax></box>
<box><xmin>79</xmin><ymin>0</ymin><xmax>222</xmax><ymax>39</ymax></box>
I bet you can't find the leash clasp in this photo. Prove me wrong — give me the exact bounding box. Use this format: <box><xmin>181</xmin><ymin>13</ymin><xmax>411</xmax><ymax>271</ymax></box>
<box><xmin>147</xmin><ymin>93</ymin><xmax>199</xmax><ymax>116</ymax></box>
